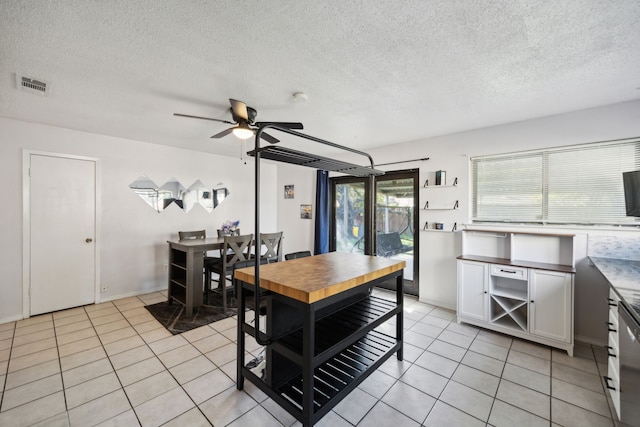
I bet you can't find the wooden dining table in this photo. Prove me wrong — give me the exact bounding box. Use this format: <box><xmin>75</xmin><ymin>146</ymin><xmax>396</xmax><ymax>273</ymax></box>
<box><xmin>166</xmin><ymin>236</ymin><xmax>226</xmax><ymax>317</ymax></box>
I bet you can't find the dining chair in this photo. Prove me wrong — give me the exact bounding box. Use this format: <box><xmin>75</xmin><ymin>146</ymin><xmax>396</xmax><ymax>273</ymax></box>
<box><xmin>216</xmin><ymin>228</ymin><xmax>241</xmax><ymax>259</ymax></box>
<box><xmin>257</xmin><ymin>232</ymin><xmax>284</xmax><ymax>263</ymax></box>
<box><xmin>209</xmin><ymin>233</ymin><xmax>254</xmax><ymax>313</ymax></box>
<box><xmin>232</xmin><ymin>258</ymin><xmax>270</xmax><ymax>317</ymax></box>
<box><xmin>284</xmin><ymin>250</ymin><xmax>312</xmax><ymax>260</ymax></box>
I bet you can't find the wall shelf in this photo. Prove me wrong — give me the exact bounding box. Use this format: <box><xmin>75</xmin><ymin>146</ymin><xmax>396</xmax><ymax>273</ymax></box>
<box><xmin>422</xmin><ymin>200</ymin><xmax>458</xmax><ymax>210</ymax></box>
<box><xmin>422</xmin><ymin>222</ymin><xmax>457</xmax><ymax>232</ymax></box>
<box><xmin>423</xmin><ymin>177</ymin><xmax>458</xmax><ymax>187</ymax></box>
<box><xmin>420</xmin><ymin>173</ymin><xmax>459</xmax><ymax>234</ymax></box>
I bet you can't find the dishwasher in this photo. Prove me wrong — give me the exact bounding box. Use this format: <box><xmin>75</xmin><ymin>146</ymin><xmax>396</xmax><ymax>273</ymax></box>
<box><xmin>618</xmin><ymin>302</ymin><xmax>640</xmax><ymax>426</ymax></box>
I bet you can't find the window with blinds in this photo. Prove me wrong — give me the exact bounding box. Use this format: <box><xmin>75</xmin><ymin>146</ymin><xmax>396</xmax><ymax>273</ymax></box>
<box><xmin>471</xmin><ymin>138</ymin><xmax>640</xmax><ymax>225</ymax></box>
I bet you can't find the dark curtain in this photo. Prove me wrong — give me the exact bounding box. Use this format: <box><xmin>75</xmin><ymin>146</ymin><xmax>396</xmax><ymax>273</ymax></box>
<box><xmin>314</xmin><ymin>170</ymin><xmax>330</xmax><ymax>254</ymax></box>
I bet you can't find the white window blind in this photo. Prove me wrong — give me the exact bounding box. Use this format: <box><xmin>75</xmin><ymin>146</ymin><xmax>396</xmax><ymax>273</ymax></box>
<box><xmin>472</xmin><ymin>138</ymin><xmax>640</xmax><ymax>225</ymax></box>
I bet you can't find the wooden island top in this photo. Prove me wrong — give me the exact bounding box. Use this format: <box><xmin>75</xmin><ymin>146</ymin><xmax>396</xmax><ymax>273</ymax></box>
<box><xmin>234</xmin><ymin>252</ymin><xmax>406</xmax><ymax>304</ymax></box>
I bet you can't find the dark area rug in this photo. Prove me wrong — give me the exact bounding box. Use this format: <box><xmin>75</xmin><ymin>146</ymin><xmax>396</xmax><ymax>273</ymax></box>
<box><xmin>145</xmin><ymin>292</ymin><xmax>238</xmax><ymax>335</ymax></box>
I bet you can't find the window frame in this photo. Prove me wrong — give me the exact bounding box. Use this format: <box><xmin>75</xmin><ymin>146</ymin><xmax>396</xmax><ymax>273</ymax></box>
<box><xmin>471</xmin><ymin>137</ymin><xmax>640</xmax><ymax>227</ymax></box>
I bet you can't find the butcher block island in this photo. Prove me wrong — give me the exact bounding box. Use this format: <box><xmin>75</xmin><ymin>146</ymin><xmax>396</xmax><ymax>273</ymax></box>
<box><xmin>234</xmin><ymin>252</ymin><xmax>405</xmax><ymax>427</ymax></box>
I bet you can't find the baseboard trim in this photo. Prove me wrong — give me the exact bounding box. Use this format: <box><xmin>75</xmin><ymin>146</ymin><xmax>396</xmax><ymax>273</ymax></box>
<box><xmin>418</xmin><ymin>298</ymin><xmax>456</xmax><ymax>312</ymax></box>
<box><xmin>0</xmin><ymin>313</ymin><xmax>25</xmax><ymax>325</ymax></box>
<box><xmin>99</xmin><ymin>286</ymin><xmax>167</xmax><ymax>303</ymax></box>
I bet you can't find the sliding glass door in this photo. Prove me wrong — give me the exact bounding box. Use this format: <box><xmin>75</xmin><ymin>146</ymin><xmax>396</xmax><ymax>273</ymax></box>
<box><xmin>333</xmin><ymin>178</ymin><xmax>370</xmax><ymax>255</ymax></box>
<box><xmin>330</xmin><ymin>170</ymin><xmax>419</xmax><ymax>295</ymax></box>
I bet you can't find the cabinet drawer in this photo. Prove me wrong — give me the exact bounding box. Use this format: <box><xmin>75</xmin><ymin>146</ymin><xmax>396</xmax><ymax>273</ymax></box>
<box><xmin>491</xmin><ymin>264</ymin><xmax>528</xmax><ymax>280</ymax></box>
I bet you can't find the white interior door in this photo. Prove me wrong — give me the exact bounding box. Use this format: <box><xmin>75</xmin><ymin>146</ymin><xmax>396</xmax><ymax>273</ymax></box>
<box><xmin>30</xmin><ymin>154</ymin><xmax>96</xmax><ymax>315</ymax></box>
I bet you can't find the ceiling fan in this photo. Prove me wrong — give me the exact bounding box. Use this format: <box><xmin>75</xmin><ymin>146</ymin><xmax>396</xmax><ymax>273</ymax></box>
<box><xmin>174</xmin><ymin>98</ymin><xmax>303</xmax><ymax>144</ymax></box>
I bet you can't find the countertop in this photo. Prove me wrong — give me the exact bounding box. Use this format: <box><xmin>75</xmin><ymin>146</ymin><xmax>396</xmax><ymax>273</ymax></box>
<box><xmin>457</xmin><ymin>254</ymin><xmax>576</xmax><ymax>274</ymax></box>
<box><xmin>234</xmin><ymin>252</ymin><xmax>405</xmax><ymax>304</ymax></box>
<box><xmin>589</xmin><ymin>256</ymin><xmax>640</xmax><ymax>325</ymax></box>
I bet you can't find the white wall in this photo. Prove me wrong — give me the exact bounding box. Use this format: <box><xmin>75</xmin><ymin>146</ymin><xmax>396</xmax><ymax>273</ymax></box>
<box><xmin>276</xmin><ymin>163</ymin><xmax>316</xmax><ymax>256</ymax></box>
<box><xmin>363</xmin><ymin>100</ymin><xmax>640</xmax><ymax>345</ymax></box>
<box><xmin>0</xmin><ymin>118</ymin><xmax>277</xmax><ymax>323</ymax></box>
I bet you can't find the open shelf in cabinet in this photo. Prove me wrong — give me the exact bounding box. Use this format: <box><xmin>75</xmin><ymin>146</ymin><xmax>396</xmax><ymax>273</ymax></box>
<box><xmin>491</xmin><ymin>302</ymin><xmax>527</xmax><ymax>332</ymax></box>
<box><xmin>491</xmin><ymin>284</ymin><xmax>527</xmax><ymax>301</ymax></box>
<box><xmin>170</xmin><ymin>249</ymin><xmax>187</xmax><ymax>268</ymax></box>
<box><xmin>169</xmin><ymin>269</ymin><xmax>187</xmax><ymax>288</ymax></box>
<box><xmin>274</xmin><ymin>330</ymin><xmax>399</xmax><ymax>414</ymax></box>
<box><xmin>490</xmin><ymin>272</ymin><xmax>528</xmax><ymax>301</ymax></box>
<box><xmin>460</xmin><ymin>229</ymin><xmax>575</xmax><ymax>269</ymax></box>
<box><xmin>168</xmin><ymin>285</ymin><xmax>186</xmax><ymax>305</ymax></box>
<box><xmin>271</xmin><ymin>295</ymin><xmax>399</xmax><ymax>364</ymax></box>
<box><xmin>491</xmin><ymin>294</ymin><xmax>527</xmax><ymax>314</ymax></box>
<box><xmin>168</xmin><ymin>247</ymin><xmax>188</xmax><ymax>306</ymax></box>
<box><xmin>489</xmin><ymin>267</ymin><xmax>528</xmax><ymax>332</ymax></box>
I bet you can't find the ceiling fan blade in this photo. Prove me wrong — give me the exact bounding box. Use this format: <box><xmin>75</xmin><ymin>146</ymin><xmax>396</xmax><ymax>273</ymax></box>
<box><xmin>173</xmin><ymin>113</ymin><xmax>234</xmax><ymax>125</ymax></box>
<box><xmin>229</xmin><ymin>99</ymin><xmax>249</xmax><ymax>122</ymax></box>
<box><xmin>260</xmin><ymin>132</ymin><xmax>280</xmax><ymax>144</ymax></box>
<box><xmin>255</xmin><ymin>121</ymin><xmax>304</xmax><ymax>130</ymax></box>
<box><xmin>211</xmin><ymin>128</ymin><xmax>234</xmax><ymax>139</ymax></box>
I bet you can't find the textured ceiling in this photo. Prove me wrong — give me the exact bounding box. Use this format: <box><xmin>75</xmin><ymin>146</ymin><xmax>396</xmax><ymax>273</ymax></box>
<box><xmin>1</xmin><ymin>0</ymin><xmax>639</xmax><ymax>158</ymax></box>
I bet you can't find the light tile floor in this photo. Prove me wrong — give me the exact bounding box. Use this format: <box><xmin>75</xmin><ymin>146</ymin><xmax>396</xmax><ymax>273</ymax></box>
<box><xmin>0</xmin><ymin>289</ymin><xmax>618</xmax><ymax>427</ymax></box>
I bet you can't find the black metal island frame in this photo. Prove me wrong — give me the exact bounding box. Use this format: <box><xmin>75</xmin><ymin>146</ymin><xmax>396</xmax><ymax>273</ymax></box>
<box><xmin>235</xmin><ymin>124</ymin><xmax>405</xmax><ymax>426</ymax></box>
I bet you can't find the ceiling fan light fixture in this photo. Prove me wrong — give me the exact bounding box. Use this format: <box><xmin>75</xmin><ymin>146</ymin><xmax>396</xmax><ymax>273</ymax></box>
<box><xmin>232</xmin><ymin>124</ymin><xmax>254</xmax><ymax>140</ymax></box>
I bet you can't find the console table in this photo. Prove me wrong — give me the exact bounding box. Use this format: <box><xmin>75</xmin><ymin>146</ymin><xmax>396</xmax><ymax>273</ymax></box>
<box><xmin>235</xmin><ymin>252</ymin><xmax>405</xmax><ymax>426</ymax></box>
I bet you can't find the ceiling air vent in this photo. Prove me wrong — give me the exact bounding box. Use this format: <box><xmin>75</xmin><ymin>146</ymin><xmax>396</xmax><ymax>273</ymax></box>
<box><xmin>18</xmin><ymin>75</ymin><xmax>49</xmax><ymax>96</ymax></box>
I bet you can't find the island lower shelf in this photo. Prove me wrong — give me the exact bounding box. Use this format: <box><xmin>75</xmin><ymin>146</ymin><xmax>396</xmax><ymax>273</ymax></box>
<box><xmin>268</xmin><ymin>295</ymin><xmax>400</xmax><ymax>364</ymax></box>
<box><xmin>273</xmin><ymin>329</ymin><xmax>400</xmax><ymax>414</ymax></box>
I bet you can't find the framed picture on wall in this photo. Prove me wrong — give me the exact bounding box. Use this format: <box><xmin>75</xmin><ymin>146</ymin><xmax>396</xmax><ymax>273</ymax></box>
<box><xmin>300</xmin><ymin>204</ymin><xmax>312</xmax><ymax>219</ymax></box>
<box><xmin>284</xmin><ymin>185</ymin><xmax>294</xmax><ymax>199</ymax></box>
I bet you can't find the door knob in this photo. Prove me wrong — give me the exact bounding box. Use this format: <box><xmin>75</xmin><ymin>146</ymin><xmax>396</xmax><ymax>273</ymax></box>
<box><xmin>86</xmin><ymin>238</ymin><xmax>93</xmax><ymax>243</ymax></box>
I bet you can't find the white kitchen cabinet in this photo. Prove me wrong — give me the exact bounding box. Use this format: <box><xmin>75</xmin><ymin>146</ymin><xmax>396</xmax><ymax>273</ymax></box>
<box><xmin>529</xmin><ymin>269</ymin><xmax>573</xmax><ymax>343</ymax></box>
<box><xmin>605</xmin><ymin>288</ymin><xmax>621</xmax><ymax>417</ymax></box>
<box><xmin>457</xmin><ymin>229</ymin><xmax>575</xmax><ymax>356</ymax></box>
<box><xmin>457</xmin><ymin>260</ymin><xmax>489</xmax><ymax>321</ymax></box>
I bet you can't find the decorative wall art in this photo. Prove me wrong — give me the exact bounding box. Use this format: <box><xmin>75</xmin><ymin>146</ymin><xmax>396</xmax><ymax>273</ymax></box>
<box><xmin>129</xmin><ymin>175</ymin><xmax>230</xmax><ymax>213</ymax></box>
<box><xmin>300</xmin><ymin>204</ymin><xmax>312</xmax><ymax>219</ymax></box>
<box><xmin>284</xmin><ymin>185</ymin><xmax>294</xmax><ymax>199</ymax></box>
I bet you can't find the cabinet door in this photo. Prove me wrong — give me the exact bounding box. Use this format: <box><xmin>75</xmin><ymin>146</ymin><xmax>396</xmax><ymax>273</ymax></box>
<box><xmin>529</xmin><ymin>270</ymin><xmax>573</xmax><ymax>343</ymax></box>
<box><xmin>457</xmin><ymin>260</ymin><xmax>489</xmax><ymax>321</ymax></box>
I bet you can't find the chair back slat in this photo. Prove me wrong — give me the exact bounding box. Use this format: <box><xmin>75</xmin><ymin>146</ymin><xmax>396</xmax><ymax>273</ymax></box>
<box><xmin>223</xmin><ymin>234</ymin><xmax>253</xmax><ymax>269</ymax></box>
<box><xmin>284</xmin><ymin>250</ymin><xmax>312</xmax><ymax>260</ymax></box>
<box><xmin>260</xmin><ymin>232</ymin><xmax>283</xmax><ymax>262</ymax></box>
<box><xmin>179</xmin><ymin>230</ymin><xmax>206</xmax><ymax>240</ymax></box>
